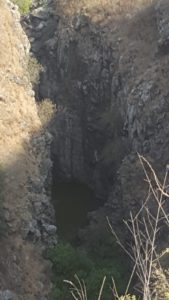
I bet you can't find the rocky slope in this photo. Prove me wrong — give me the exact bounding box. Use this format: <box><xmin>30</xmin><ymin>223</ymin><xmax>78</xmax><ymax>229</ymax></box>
<box><xmin>0</xmin><ymin>1</ymin><xmax>56</xmax><ymax>299</ymax></box>
<box><xmin>22</xmin><ymin>0</ymin><xmax>169</xmax><ymax>225</ymax></box>
<box><xmin>1</xmin><ymin>0</ymin><xmax>168</xmax><ymax>297</ymax></box>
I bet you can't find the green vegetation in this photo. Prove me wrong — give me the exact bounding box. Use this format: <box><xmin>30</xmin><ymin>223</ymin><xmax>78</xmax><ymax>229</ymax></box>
<box><xmin>47</xmin><ymin>228</ymin><xmax>130</xmax><ymax>300</ymax></box>
<box><xmin>12</xmin><ymin>0</ymin><xmax>32</xmax><ymax>13</ymax></box>
<box><xmin>48</xmin><ymin>157</ymin><xmax>169</xmax><ymax>300</ymax></box>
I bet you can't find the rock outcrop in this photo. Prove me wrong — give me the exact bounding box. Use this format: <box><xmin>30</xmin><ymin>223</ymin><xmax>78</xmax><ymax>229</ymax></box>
<box><xmin>23</xmin><ymin>0</ymin><xmax>125</xmax><ymax>199</ymax></box>
<box><xmin>0</xmin><ymin>1</ymin><xmax>56</xmax><ymax>299</ymax></box>
<box><xmin>22</xmin><ymin>0</ymin><xmax>169</xmax><ymax>223</ymax></box>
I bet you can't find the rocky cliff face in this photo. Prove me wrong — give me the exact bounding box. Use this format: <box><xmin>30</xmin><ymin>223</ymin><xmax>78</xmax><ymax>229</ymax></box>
<box><xmin>0</xmin><ymin>1</ymin><xmax>56</xmax><ymax>299</ymax></box>
<box><xmin>23</xmin><ymin>0</ymin><xmax>169</xmax><ymax>219</ymax></box>
<box><xmin>3</xmin><ymin>0</ymin><xmax>169</xmax><ymax>298</ymax></box>
<box><xmin>23</xmin><ymin>0</ymin><xmax>128</xmax><ymax>200</ymax></box>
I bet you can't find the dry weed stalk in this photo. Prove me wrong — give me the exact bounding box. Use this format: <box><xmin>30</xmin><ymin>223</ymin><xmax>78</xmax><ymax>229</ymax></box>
<box><xmin>109</xmin><ymin>154</ymin><xmax>169</xmax><ymax>299</ymax></box>
<box><xmin>64</xmin><ymin>275</ymin><xmax>106</xmax><ymax>300</ymax></box>
<box><xmin>64</xmin><ymin>274</ymin><xmax>88</xmax><ymax>300</ymax></box>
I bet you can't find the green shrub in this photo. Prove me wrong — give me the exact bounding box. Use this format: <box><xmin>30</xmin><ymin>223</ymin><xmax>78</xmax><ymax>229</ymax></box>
<box><xmin>47</xmin><ymin>243</ymin><xmax>94</xmax><ymax>300</ymax></box>
<box><xmin>47</xmin><ymin>234</ymin><xmax>130</xmax><ymax>300</ymax></box>
<box><xmin>80</xmin><ymin>222</ymin><xmax>130</xmax><ymax>294</ymax></box>
<box><xmin>12</xmin><ymin>0</ymin><xmax>32</xmax><ymax>13</ymax></box>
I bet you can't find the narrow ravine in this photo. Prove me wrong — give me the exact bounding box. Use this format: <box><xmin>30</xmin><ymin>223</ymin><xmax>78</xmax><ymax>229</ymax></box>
<box><xmin>19</xmin><ymin>0</ymin><xmax>169</xmax><ymax>298</ymax></box>
<box><xmin>2</xmin><ymin>0</ymin><xmax>169</xmax><ymax>299</ymax></box>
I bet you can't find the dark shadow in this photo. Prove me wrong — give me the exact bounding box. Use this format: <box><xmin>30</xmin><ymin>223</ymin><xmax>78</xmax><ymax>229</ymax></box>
<box><xmin>52</xmin><ymin>180</ymin><xmax>100</xmax><ymax>242</ymax></box>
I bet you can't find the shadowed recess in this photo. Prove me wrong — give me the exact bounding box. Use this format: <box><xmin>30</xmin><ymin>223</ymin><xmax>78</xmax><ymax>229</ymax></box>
<box><xmin>52</xmin><ymin>181</ymin><xmax>100</xmax><ymax>242</ymax></box>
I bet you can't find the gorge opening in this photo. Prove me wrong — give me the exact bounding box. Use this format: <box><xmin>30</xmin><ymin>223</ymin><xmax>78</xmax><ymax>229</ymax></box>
<box><xmin>51</xmin><ymin>180</ymin><xmax>101</xmax><ymax>242</ymax></box>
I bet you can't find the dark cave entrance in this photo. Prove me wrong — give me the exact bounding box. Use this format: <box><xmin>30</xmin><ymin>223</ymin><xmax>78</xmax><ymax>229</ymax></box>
<box><xmin>52</xmin><ymin>180</ymin><xmax>100</xmax><ymax>242</ymax></box>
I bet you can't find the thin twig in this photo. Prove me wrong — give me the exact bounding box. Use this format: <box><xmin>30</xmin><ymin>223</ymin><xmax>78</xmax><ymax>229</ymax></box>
<box><xmin>98</xmin><ymin>276</ymin><xmax>106</xmax><ymax>300</ymax></box>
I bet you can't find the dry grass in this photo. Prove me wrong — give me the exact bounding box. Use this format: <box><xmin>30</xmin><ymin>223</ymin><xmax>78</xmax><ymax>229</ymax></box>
<box><xmin>57</xmin><ymin>0</ymin><xmax>154</xmax><ymax>20</ymax></box>
<box><xmin>37</xmin><ymin>99</ymin><xmax>56</xmax><ymax>126</ymax></box>
<box><xmin>64</xmin><ymin>275</ymin><xmax>107</xmax><ymax>300</ymax></box>
<box><xmin>28</xmin><ymin>56</ymin><xmax>43</xmax><ymax>87</ymax></box>
<box><xmin>0</xmin><ymin>1</ymin><xmax>52</xmax><ymax>299</ymax></box>
<box><xmin>0</xmin><ymin>0</ymin><xmax>40</xmax><ymax>161</ymax></box>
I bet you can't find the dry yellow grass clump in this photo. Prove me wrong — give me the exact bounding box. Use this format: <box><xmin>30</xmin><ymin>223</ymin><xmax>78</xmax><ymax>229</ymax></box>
<box><xmin>57</xmin><ymin>0</ymin><xmax>154</xmax><ymax>20</ymax></box>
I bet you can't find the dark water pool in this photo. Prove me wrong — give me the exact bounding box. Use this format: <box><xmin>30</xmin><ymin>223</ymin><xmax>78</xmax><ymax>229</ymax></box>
<box><xmin>52</xmin><ymin>181</ymin><xmax>99</xmax><ymax>241</ymax></box>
